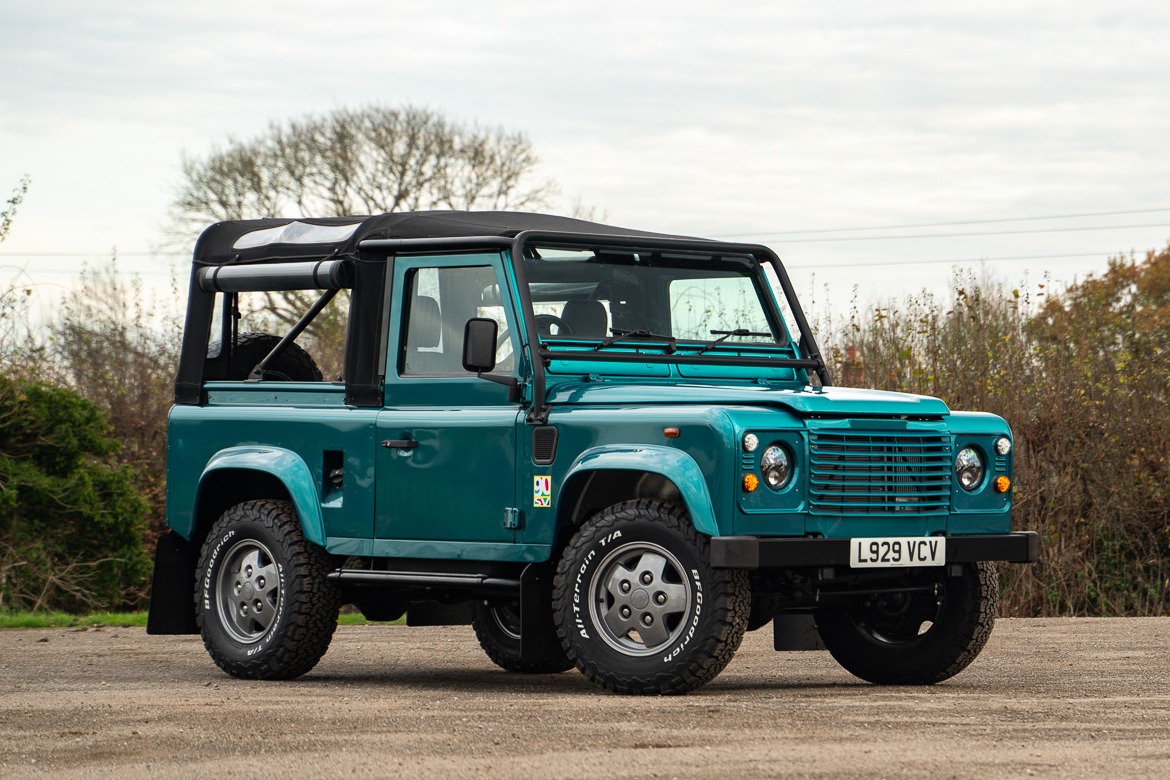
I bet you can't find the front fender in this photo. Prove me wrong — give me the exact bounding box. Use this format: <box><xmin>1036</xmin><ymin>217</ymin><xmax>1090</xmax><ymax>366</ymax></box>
<box><xmin>563</xmin><ymin>445</ymin><xmax>719</xmax><ymax>536</ymax></box>
<box><xmin>199</xmin><ymin>446</ymin><xmax>326</xmax><ymax>546</ymax></box>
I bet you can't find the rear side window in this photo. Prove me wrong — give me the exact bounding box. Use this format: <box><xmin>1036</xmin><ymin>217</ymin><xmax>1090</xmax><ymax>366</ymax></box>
<box><xmin>206</xmin><ymin>288</ymin><xmax>350</xmax><ymax>382</ymax></box>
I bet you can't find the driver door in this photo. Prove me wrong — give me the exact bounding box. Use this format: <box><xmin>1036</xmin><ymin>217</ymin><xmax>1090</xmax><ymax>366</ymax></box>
<box><xmin>374</xmin><ymin>255</ymin><xmax>525</xmax><ymax>551</ymax></box>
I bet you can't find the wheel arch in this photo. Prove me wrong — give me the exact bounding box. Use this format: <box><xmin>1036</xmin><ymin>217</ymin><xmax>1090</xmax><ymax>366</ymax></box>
<box><xmin>191</xmin><ymin>447</ymin><xmax>326</xmax><ymax>549</ymax></box>
<box><xmin>556</xmin><ymin>445</ymin><xmax>719</xmax><ymax>538</ymax></box>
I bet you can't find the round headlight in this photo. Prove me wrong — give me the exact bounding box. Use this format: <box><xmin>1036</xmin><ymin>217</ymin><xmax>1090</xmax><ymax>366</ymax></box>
<box><xmin>760</xmin><ymin>445</ymin><xmax>791</xmax><ymax>490</ymax></box>
<box><xmin>955</xmin><ymin>447</ymin><xmax>984</xmax><ymax>491</ymax></box>
<box><xmin>995</xmin><ymin>437</ymin><xmax>1012</xmax><ymax>456</ymax></box>
<box><xmin>743</xmin><ymin>433</ymin><xmax>759</xmax><ymax>453</ymax></box>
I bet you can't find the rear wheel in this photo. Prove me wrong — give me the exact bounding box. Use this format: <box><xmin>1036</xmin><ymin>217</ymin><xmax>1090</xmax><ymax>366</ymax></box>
<box><xmin>195</xmin><ymin>500</ymin><xmax>340</xmax><ymax>680</ymax></box>
<box><xmin>815</xmin><ymin>561</ymin><xmax>997</xmax><ymax>685</ymax></box>
<box><xmin>552</xmin><ymin>500</ymin><xmax>749</xmax><ymax>695</ymax></box>
<box><xmin>471</xmin><ymin>600</ymin><xmax>574</xmax><ymax>673</ymax></box>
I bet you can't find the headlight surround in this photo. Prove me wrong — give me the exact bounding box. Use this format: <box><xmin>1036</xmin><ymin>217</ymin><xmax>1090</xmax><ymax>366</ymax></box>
<box><xmin>955</xmin><ymin>447</ymin><xmax>984</xmax><ymax>492</ymax></box>
<box><xmin>760</xmin><ymin>445</ymin><xmax>792</xmax><ymax>490</ymax></box>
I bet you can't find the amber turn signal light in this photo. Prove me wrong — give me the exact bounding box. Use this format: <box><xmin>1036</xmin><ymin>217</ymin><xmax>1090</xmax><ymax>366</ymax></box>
<box><xmin>994</xmin><ymin>476</ymin><xmax>1011</xmax><ymax>493</ymax></box>
<box><xmin>663</xmin><ymin>427</ymin><xmax>680</xmax><ymax>438</ymax></box>
<box><xmin>742</xmin><ymin>474</ymin><xmax>759</xmax><ymax>492</ymax></box>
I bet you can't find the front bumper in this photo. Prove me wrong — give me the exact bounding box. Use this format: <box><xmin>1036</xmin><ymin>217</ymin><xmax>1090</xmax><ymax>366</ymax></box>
<box><xmin>710</xmin><ymin>531</ymin><xmax>1039</xmax><ymax>569</ymax></box>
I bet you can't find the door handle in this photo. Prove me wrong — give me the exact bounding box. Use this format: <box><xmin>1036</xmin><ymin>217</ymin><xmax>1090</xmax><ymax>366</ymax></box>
<box><xmin>381</xmin><ymin>439</ymin><xmax>418</xmax><ymax>450</ymax></box>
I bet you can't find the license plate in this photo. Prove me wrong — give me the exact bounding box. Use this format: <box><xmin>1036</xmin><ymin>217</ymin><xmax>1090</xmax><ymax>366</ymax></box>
<box><xmin>849</xmin><ymin>537</ymin><xmax>946</xmax><ymax>568</ymax></box>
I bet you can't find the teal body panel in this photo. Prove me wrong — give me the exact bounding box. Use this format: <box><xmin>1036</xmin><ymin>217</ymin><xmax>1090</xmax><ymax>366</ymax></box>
<box><xmin>200</xmin><ymin>446</ymin><xmax>327</xmax><ymax>546</ymax></box>
<box><xmin>375</xmin><ymin>252</ymin><xmax>524</xmax><ymax>547</ymax></box>
<box><xmin>542</xmin><ymin>381</ymin><xmax>952</xmax><ymax>418</ymax></box>
<box><xmin>515</xmin><ymin>405</ymin><xmax>737</xmax><ymax>547</ymax></box>
<box><xmin>166</xmin><ymin>385</ymin><xmax>379</xmax><ymax>545</ymax></box>
<box><xmin>563</xmin><ymin>444</ymin><xmax>720</xmax><ymax>536</ymax></box>
<box><xmin>374</xmin><ymin>406</ymin><xmax>519</xmax><ymax>543</ymax></box>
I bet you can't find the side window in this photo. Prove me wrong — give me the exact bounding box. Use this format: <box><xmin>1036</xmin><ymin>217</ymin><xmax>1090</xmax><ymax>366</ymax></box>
<box><xmin>401</xmin><ymin>265</ymin><xmax>511</xmax><ymax>376</ymax></box>
<box><xmin>206</xmin><ymin>289</ymin><xmax>350</xmax><ymax>382</ymax></box>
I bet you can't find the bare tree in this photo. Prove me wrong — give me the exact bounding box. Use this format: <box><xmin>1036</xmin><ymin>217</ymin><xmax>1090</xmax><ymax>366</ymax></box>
<box><xmin>1</xmin><ymin>177</ymin><xmax>36</xmax><ymax>372</ymax></box>
<box><xmin>169</xmin><ymin>105</ymin><xmax>556</xmax><ymax>238</ymax></box>
<box><xmin>0</xmin><ymin>176</ymin><xmax>29</xmax><ymax>243</ymax></box>
<box><xmin>47</xmin><ymin>259</ymin><xmax>182</xmax><ymax>538</ymax></box>
<box><xmin>168</xmin><ymin>105</ymin><xmax>558</xmax><ymax>360</ymax></box>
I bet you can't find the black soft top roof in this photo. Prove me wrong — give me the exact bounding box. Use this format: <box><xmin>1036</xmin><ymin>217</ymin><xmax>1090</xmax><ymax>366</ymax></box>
<box><xmin>193</xmin><ymin>211</ymin><xmax>695</xmax><ymax>267</ymax></box>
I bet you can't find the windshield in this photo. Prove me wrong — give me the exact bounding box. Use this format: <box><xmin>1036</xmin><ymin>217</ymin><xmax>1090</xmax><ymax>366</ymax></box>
<box><xmin>523</xmin><ymin>248</ymin><xmax>786</xmax><ymax>347</ymax></box>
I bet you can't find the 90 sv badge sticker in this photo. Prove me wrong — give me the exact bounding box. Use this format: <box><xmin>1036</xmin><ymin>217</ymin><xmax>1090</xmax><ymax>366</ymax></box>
<box><xmin>533</xmin><ymin>476</ymin><xmax>552</xmax><ymax>507</ymax></box>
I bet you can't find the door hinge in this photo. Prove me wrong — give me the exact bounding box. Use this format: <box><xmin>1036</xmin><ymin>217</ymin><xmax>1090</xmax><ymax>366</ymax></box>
<box><xmin>503</xmin><ymin>507</ymin><xmax>521</xmax><ymax>530</ymax></box>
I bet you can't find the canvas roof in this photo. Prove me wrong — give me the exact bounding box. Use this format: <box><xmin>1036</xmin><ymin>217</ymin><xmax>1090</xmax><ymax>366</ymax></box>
<box><xmin>192</xmin><ymin>211</ymin><xmax>695</xmax><ymax>266</ymax></box>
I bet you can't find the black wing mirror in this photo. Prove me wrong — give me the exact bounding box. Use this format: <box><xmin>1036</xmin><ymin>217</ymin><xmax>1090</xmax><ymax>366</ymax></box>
<box><xmin>462</xmin><ymin>317</ymin><xmax>498</xmax><ymax>373</ymax></box>
<box><xmin>463</xmin><ymin>318</ymin><xmax>521</xmax><ymax>402</ymax></box>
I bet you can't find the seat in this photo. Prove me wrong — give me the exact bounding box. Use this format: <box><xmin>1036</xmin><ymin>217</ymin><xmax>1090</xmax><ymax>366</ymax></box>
<box><xmin>560</xmin><ymin>299</ymin><xmax>608</xmax><ymax>339</ymax></box>
<box><xmin>404</xmin><ymin>296</ymin><xmax>452</xmax><ymax>373</ymax></box>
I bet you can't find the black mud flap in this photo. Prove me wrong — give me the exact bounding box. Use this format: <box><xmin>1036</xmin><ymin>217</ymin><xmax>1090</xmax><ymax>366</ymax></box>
<box><xmin>773</xmin><ymin>614</ymin><xmax>826</xmax><ymax>651</ymax></box>
<box><xmin>146</xmin><ymin>532</ymin><xmax>199</xmax><ymax>635</ymax></box>
<box><xmin>518</xmin><ymin>563</ymin><xmax>562</xmax><ymax>663</ymax></box>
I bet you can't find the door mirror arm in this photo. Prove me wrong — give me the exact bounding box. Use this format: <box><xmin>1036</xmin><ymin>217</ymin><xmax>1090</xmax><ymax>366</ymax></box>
<box><xmin>463</xmin><ymin>317</ymin><xmax>522</xmax><ymax>403</ymax></box>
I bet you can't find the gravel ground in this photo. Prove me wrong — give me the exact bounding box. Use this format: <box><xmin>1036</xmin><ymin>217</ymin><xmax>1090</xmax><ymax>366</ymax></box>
<box><xmin>1</xmin><ymin>617</ymin><xmax>1168</xmax><ymax>779</ymax></box>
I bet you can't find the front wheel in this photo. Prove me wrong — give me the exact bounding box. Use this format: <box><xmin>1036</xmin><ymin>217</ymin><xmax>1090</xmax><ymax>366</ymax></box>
<box><xmin>195</xmin><ymin>500</ymin><xmax>340</xmax><ymax>680</ymax></box>
<box><xmin>552</xmin><ymin>500</ymin><xmax>749</xmax><ymax>695</ymax></box>
<box><xmin>815</xmin><ymin>561</ymin><xmax>998</xmax><ymax>685</ymax></box>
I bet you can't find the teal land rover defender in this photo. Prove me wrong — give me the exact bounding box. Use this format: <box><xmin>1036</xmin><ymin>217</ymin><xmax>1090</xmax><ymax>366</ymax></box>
<box><xmin>148</xmin><ymin>211</ymin><xmax>1037</xmax><ymax>695</ymax></box>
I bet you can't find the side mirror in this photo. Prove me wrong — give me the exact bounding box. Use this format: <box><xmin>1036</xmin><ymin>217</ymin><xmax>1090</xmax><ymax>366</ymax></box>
<box><xmin>462</xmin><ymin>318</ymin><xmax>498</xmax><ymax>373</ymax></box>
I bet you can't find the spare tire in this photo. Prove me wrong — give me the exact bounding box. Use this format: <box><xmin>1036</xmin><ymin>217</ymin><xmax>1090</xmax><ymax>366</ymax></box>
<box><xmin>223</xmin><ymin>332</ymin><xmax>323</xmax><ymax>381</ymax></box>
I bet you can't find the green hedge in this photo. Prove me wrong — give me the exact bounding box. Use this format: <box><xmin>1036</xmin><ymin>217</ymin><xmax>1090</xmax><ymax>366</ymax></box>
<box><xmin>0</xmin><ymin>377</ymin><xmax>149</xmax><ymax>612</ymax></box>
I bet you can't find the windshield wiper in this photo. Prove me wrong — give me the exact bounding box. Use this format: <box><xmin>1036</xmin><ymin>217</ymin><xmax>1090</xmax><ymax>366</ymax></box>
<box><xmin>698</xmin><ymin>328</ymin><xmax>773</xmax><ymax>355</ymax></box>
<box><xmin>593</xmin><ymin>328</ymin><xmax>677</xmax><ymax>353</ymax></box>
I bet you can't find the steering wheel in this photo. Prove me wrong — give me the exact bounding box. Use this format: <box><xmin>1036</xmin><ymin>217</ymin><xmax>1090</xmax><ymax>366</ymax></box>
<box><xmin>535</xmin><ymin>313</ymin><xmax>573</xmax><ymax>338</ymax></box>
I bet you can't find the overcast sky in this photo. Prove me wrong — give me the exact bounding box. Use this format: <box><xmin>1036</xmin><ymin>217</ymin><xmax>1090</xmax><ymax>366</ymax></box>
<box><xmin>2</xmin><ymin>1</ymin><xmax>1168</xmax><ymax>316</ymax></box>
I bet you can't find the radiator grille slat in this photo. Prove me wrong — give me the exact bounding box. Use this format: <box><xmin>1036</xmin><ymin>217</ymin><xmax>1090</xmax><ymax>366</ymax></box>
<box><xmin>808</xmin><ymin>430</ymin><xmax>952</xmax><ymax>516</ymax></box>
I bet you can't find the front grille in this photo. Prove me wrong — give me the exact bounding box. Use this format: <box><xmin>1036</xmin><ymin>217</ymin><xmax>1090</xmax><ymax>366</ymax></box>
<box><xmin>809</xmin><ymin>430</ymin><xmax>951</xmax><ymax>516</ymax></box>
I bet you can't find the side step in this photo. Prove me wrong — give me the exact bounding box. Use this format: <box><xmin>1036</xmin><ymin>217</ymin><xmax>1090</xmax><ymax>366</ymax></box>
<box><xmin>327</xmin><ymin>569</ymin><xmax>521</xmax><ymax>596</ymax></box>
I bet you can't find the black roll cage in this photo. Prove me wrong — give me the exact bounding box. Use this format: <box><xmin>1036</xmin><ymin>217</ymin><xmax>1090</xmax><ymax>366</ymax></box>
<box><xmin>175</xmin><ymin>230</ymin><xmax>831</xmax><ymax>418</ymax></box>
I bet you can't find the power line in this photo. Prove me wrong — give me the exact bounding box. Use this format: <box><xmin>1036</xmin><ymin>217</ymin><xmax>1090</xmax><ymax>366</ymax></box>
<box><xmin>5</xmin><ymin>207</ymin><xmax>1170</xmax><ymax>256</ymax></box>
<box><xmin>714</xmin><ymin>207</ymin><xmax>1170</xmax><ymax>239</ymax></box>
<box><xmin>6</xmin><ymin>213</ymin><xmax>1170</xmax><ymax>256</ymax></box>
<box><xmin>5</xmin><ymin>250</ymin><xmax>1127</xmax><ymax>280</ymax></box>
<box><xmin>0</xmin><ymin>251</ymin><xmax>186</xmax><ymax>257</ymax></box>
<box><xmin>786</xmin><ymin>251</ymin><xmax>1127</xmax><ymax>270</ymax></box>
<box><xmin>774</xmin><ymin>222</ymin><xmax>1170</xmax><ymax>244</ymax></box>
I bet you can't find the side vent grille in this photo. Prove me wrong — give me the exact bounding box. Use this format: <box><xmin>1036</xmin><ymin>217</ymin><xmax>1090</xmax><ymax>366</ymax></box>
<box><xmin>532</xmin><ymin>426</ymin><xmax>559</xmax><ymax>465</ymax></box>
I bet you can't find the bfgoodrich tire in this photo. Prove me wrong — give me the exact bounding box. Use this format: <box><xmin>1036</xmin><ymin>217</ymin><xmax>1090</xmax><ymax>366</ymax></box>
<box><xmin>195</xmin><ymin>500</ymin><xmax>340</xmax><ymax>680</ymax></box>
<box><xmin>552</xmin><ymin>500</ymin><xmax>749</xmax><ymax>695</ymax></box>
<box><xmin>815</xmin><ymin>561</ymin><xmax>998</xmax><ymax>685</ymax></box>
<box><xmin>471</xmin><ymin>600</ymin><xmax>574</xmax><ymax>674</ymax></box>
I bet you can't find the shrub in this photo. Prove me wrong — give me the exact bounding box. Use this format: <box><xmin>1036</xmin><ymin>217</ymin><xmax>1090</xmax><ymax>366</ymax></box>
<box><xmin>0</xmin><ymin>376</ymin><xmax>149</xmax><ymax>612</ymax></box>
